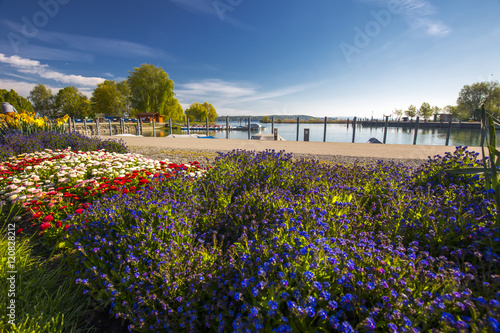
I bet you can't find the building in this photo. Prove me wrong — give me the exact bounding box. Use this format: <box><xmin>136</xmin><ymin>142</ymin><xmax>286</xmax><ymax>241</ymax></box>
<box><xmin>136</xmin><ymin>113</ymin><xmax>163</xmax><ymax>123</ymax></box>
<box><xmin>434</xmin><ymin>114</ymin><xmax>453</xmax><ymax>122</ymax></box>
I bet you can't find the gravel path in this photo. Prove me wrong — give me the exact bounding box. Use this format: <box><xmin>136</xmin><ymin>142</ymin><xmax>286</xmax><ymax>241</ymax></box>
<box><xmin>128</xmin><ymin>146</ymin><xmax>428</xmax><ymax>168</ymax></box>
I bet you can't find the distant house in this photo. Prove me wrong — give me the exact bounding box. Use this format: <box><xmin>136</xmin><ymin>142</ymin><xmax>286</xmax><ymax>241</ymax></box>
<box><xmin>434</xmin><ymin>114</ymin><xmax>453</xmax><ymax>122</ymax></box>
<box><xmin>136</xmin><ymin>113</ymin><xmax>163</xmax><ymax>123</ymax></box>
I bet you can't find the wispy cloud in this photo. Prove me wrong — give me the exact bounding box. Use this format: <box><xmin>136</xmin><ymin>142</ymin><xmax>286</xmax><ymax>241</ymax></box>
<box><xmin>175</xmin><ymin>78</ymin><xmax>320</xmax><ymax>115</ymax></box>
<box><xmin>167</xmin><ymin>0</ymin><xmax>252</xmax><ymax>29</ymax></box>
<box><xmin>2</xmin><ymin>19</ymin><xmax>176</xmax><ymax>61</ymax></box>
<box><xmin>359</xmin><ymin>0</ymin><xmax>451</xmax><ymax>37</ymax></box>
<box><xmin>0</xmin><ymin>53</ymin><xmax>105</xmax><ymax>86</ymax></box>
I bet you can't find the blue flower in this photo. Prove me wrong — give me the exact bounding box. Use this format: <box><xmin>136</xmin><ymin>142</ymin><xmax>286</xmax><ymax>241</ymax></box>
<box><xmin>268</xmin><ymin>300</ymin><xmax>278</xmax><ymax>310</ymax></box>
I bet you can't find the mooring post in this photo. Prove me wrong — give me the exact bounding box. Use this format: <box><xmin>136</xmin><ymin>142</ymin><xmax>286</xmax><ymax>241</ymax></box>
<box><xmin>96</xmin><ymin>118</ymin><xmax>100</xmax><ymax>136</ymax></box>
<box><xmin>187</xmin><ymin>118</ymin><xmax>190</xmax><ymax>135</ymax></box>
<box><xmin>67</xmin><ymin>118</ymin><xmax>71</xmax><ymax>133</ymax></box>
<box><xmin>304</xmin><ymin>128</ymin><xmax>310</xmax><ymax>142</ymax></box>
<box><xmin>347</xmin><ymin>118</ymin><xmax>350</xmax><ymax>129</ymax></box>
<box><xmin>274</xmin><ymin>128</ymin><xmax>278</xmax><ymax>141</ymax></box>
<box><xmin>383</xmin><ymin>116</ymin><xmax>389</xmax><ymax>144</ymax></box>
<box><xmin>84</xmin><ymin>119</ymin><xmax>87</xmax><ymax>136</ymax></box>
<box><xmin>108</xmin><ymin>119</ymin><xmax>112</xmax><ymax>136</ymax></box>
<box><xmin>206</xmin><ymin>117</ymin><xmax>209</xmax><ymax>137</ymax></box>
<box><xmin>413</xmin><ymin>116</ymin><xmax>420</xmax><ymax>145</ymax></box>
<box><xmin>445</xmin><ymin>119</ymin><xmax>452</xmax><ymax>146</ymax></box>
<box><xmin>169</xmin><ymin>118</ymin><xmax>172</xmax><ymax>135</ymax></box>
<box><xmin>72</xmin><ymin>117</ymin><xmax>76</xmax><ymax>132</ymax></box>
<box><xmin>248</xmin><ymin>117</ymin><xmax>251</xmax><ymax>139</ymax></box>
<box><xmin>352</xmin><ymin>117</ymin><xmax>357</xmax><ymax>143</ymax></box>
<box><xmin>152</xmin><ymin>119</ymin><xmax>156</xmax><ymax>137</ymax></box>
<box><xmin>323</xmin><ymin>116</ymin><xmax>327</xmax><ymax>142</ymax></box>
<box><xmin>271</xmin><ymin>117</ymin><xmax>274</xmax><ymax>135</ymax></box>
<box><xmin>296</xmin><ymin>117</ymin><xmax>300</xmax><ymax>141</ymax></box>
<box><xmin>226</xmin><ymin>116</ymin><xmax>229</xmax><ymax>139</ymax></box>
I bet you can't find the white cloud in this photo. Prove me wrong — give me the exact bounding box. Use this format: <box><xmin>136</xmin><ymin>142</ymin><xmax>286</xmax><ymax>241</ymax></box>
<box><xmin>360</xmin><ymin>0</ymin><xmax>451</xmax><ymax>37</ymax></box>
<box><xmin>0</xmin><ymin>78</ymin><xmax>61</xmax><ymax>98</ymax></box>
<box><xmin>177</xmin><ymin>79</ymin><xmax>255</xmax><ymax>99</ymax></box>
<box><xmin>0</xmin><ymin>53</ymin><xmax>105</xmax><ymax>86</ymax></box>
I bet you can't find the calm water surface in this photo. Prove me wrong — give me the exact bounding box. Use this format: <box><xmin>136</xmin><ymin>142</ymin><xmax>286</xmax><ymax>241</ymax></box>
<box><xmin>145</xmin><ymin>122</ymin><xmax>495</xmax><ymax>147</ymax></box>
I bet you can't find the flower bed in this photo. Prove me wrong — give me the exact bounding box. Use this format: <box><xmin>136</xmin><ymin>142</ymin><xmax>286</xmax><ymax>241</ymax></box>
<box><xmin>61</xmin><ymin>148</ymin><xmax>499</xmax><ymax>332</ymax></box>
<box><xmin>0</xmin><ymin>148</ymin><xmax>206</xmax><ymax>243</ymax></box>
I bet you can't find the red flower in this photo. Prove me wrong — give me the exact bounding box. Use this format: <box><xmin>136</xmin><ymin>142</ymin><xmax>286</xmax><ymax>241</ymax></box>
<box><xmin>55</xmin><ymin>221</ymin><xmax>62</xmax><ymax>228</ymax></box>
<box><xmin>122</xmin><ymin>188</ymin><xmax>129</xmax><ymax>194</ymax></box>
<box><xmin>39</xmin><ymin>222</ymin><xmax>51</xmax><ymax>231</ymax></box>
<box><xmin>64</xmin><ymin>224</ymin><xmax>70</xmax><ymax>231</ymax></box>
<box><xmin>59</xmin><ymin>205</ymin><xmax>67</xmax><ymax>210</ymax></box>
<box><xmin>138</xmin><ymin>179</ymin><xmax>149</xmax><ymax>185</ymax></box>
<box><xmin>75</xmin><ymin>208</ymin><xmax>84</xmax><ymax>214</ymax></box>
<box><xmin>16</xmin><ymin>228</ymin><xmax>23</xmax><ymax>235</ymax></box>
<box><xmin>32</xmin><ymin>211</ymin><xmax>43</xmax><ymax>219</ymax></box>
<box><xmin>43</xmin><ymin>215</ymin><xmax>55</xmax><ymax>222</ymax></box>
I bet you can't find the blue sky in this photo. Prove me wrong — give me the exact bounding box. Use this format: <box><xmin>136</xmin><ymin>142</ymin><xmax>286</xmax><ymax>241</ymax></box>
<box><xmin>1</xmin><ymin>0</ymin><xmax>499</xmax><ymax>118</ymax></box>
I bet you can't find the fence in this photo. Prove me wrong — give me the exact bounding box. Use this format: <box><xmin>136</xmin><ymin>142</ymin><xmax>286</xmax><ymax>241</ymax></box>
<box><xmin>66</xmin><ymin>115</ymin><xmax>460</xmax><ymax>146</ymax></box>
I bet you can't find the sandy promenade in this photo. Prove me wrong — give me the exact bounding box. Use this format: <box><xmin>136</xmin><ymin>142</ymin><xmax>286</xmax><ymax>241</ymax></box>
<box><xmin>101</xmin><ymin>136</ymin><xmax>480</xmax><ymax>161</ymax></box>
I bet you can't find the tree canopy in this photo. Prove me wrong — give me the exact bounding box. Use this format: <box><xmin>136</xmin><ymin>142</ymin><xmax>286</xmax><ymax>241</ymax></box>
<box><xmin>91</xmin><ymin>80</ymin><xmax>127</xmax><ymax>117</ymax></box>
<box><xmin>28</xmin><ymin>83</ymin><xmax>54</xmax><ymax>118</ymax></box>
<box><xmin>128</xmin><ymin>64</ymin><xmax>174</xmax><ymax>115</ymax></box>
<box><xmin>404</xmin><ymin>105</ymin><xmax>417</xmax><ymax>120</ymax></box>
<box><xmin>418</xmin><ymin>102</ymin><xmax>433</xmax><ymax>120</ymax></box>
<box><xmin>1</xmin><ymin>89</ymin><xmax>33</xmax><ymax>113</ymax></box>
<box><xmin>55</xmin><ymin>86</ymin><xmax>90</xmax><ymax>118</ymax></box>
<box><xmin>185</xmin><ymin>102</ymin><xmax>218</xmax><ymax>122</ymax></box>
<box><xmin>457</xmin><ymin>81</ymin><xmax>500</xmax><ymax>120</ymax></box>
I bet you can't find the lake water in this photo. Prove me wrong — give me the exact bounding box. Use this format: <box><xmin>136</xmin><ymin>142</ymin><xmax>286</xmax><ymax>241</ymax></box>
<box><xmin>144</xmin><ymin>122</ymin><xmax>494</xmax><ymax>147</ymax></box>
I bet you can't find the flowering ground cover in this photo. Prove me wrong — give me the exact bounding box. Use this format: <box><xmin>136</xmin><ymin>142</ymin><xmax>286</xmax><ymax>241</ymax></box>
<box><xmin>0</xmin><ymin>147</ymin><xmax>207</xmax><ymax>244</ymax></box>
<box><xmin>61</xmin><ymin>148</ymin><xmax>500</xmax><ymax>332</ymax></box>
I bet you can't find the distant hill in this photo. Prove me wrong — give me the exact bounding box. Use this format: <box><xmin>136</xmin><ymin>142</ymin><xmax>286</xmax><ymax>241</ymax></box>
<box><xmin>216</xmin><ymin>115</ymin><xmax>338</xmax><ymax>122</ymax></box>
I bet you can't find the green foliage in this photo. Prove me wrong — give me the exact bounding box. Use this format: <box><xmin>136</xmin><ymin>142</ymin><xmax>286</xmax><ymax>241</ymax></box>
<box><xmin>90</xmin><ymin>80</ymin><xmax>126</xmax><ymax>117</ymax></box>
<box><xmin>28</xmin><ymin>83</ymin><xmax>55</xmax><ymax>118</ymax></box>
<box><xmin>162</xmin><ymin>97</ymin><xmax>184</xmax><ymax>121</ymax></box>
<box><xmin>55</xmin><ymin>87</ymin><xmax>90</xmax><ymax>118</ymax></box>
<box><xmin>185</xmin><ymin>102</ymin><xmax>218</xmax><ymax>122</ymax></box>
<box><xmin>404</xmin><ymin>104</ymin><xmax>417</xmax><ymax>119</ymax></box>
<box><xmin>0</xmin><ymin>89</ymin><xmax>34</xmax><ymax>113</ymax></box>
<box><xmin>127</xmin><ymin>64</ymin><xmax>174</xmax><ymax>114</ymax></box>
<box><xmin>0</xmin><ymin>233</ymin><xmax>93</xmax><ymax>332</ymax></box>
<box><xmin>418</xmin><ymin>102</ymin><xmax>433</xmax><ymax>120</ymax></box>
<box><xmin>457</xmin><ymin>81</ymin><xmax>500</xmax><ymax>120</ymax></box>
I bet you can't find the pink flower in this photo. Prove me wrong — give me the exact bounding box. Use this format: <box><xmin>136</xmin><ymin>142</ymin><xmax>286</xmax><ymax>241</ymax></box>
<box><xmin>55</xmin><ymin>221</ymin><xmax>62</xmax><ymax>228</ymax></box>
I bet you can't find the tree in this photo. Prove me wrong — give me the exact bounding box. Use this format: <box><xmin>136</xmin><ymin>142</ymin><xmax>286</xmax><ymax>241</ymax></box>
<box><xmin>457</xmin><ymin>81</ymin><xmax>500</xmax><ymax>120</ymax></box>
<box><xmin>55</xmin><ymin>86</ymin><xmax>89</xmax><ymax>118</ymax></box>
<box><xmin>0</xmin><ymin>89</ymin><xmax>34</xmax><ymax>113</ymax></box>
<box><xmin>432</xmin><ymin>106</ymin><xmax>442</xmax><ymax>116</ymax></box>
<box><xmin>260</xmin><ymin>116</ymin><xmax>270</xmax><ymax>123</ymax></box>
<box><xmin>418</xmin><ymin>102</ymin><xmax>433</xmax><ymax>120</ymax></box>
<box><xmin>161</xmin><ymin>97</ymin><xmax>184</xmax><ymax>121</ymax></box>
<box><xmin>404</xmin><ymin>105</ymin><xmax>417</xmax><ymax>120</ymax></box>
<box><xmin>28</xmin><ymin>83</ymin><xmax>55</xmax><ymax>118</ymax></box>
<box><xmin>203</xmin><ymin>102</ymin><xmax>217</xmax><ymax>122</ymax></box>
<box><xmin>184</xmin><ymin>102</ymin><xmax>218</xmax><ymax>122</ymax></box>
<box><xmin>127</xmin><ymin>64</ymin><xmax>174</xmax><ymax>114</ymax></box>
<box><xmin>91</xmin><ymin>80</ymin><xmax>125</xmax><ymax>117</ymax></box>
<box><xmin>392</xmin><ymin>109</ymin><xmax>403</xmax><ymax>120</ymax></box>
<box><xmin>117</xmin><ymin>80</ymin><xmax>132</xmax><ymax>117</ymax></box>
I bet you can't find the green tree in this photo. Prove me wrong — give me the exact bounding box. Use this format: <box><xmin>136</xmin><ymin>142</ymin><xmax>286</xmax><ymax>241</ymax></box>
<box><xmin>457</xmin><ymin>81</ymin><xmax>500</xmax><ymax>120</ymax></box>
<box><xmin>91</xmin><ymin>80</ymin><xmax>125</xmax><ymax>117</ymax></box>
<box><xmin>162</xmin><ymin>97</ymin><xmax>184</xmax><ymax>121</ymax></box>
<box><xmin>392</xmin><ymin>109</ymin><xmax>403</xmax><ymax>120</ymax></box>
<box><xmin>418</xmin><ymin>102</ymin><xmax>433</xmax><ymax>120</ymax></box>
<box><xmin>127</xmin><ymin>64</ymin><xmax>174</xmax><ymax>114</ymax></box>
<box><xmin>260</xmin><ymin>115</ymin><xmax>270</xmax><ymax>123</ymax></box>
<box><xmin>55</xmin><ymin>86</ymin><xmax>89</xmax><ymax>118</ymax></box>
<box><xmin>117</xmin><ymin>80</ymin><xmax>132</xmax><ymax>117</ymax></box>
<box><xmin>432</xmin><ymin>106</ymin><xmax>442</xmax><ymax>116</ymax></box>
<box><xmin>0</xmin><ymin>89</ymin><xmax>34</xmax><ymax>113</ymax></box>
<box><xmin>184</xmin><ymin>102</ymin><xmax>218</xmax><ymax>122</ymax></box>
<box><xmin>28</xmin><ymin>83</ymin><xmax>55</xmax><ymax>118</ymax></box>
<box><xmin>404</xmin><ymin>105</ymin><xmax>417</xmax><ymax>120</ymax></box>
